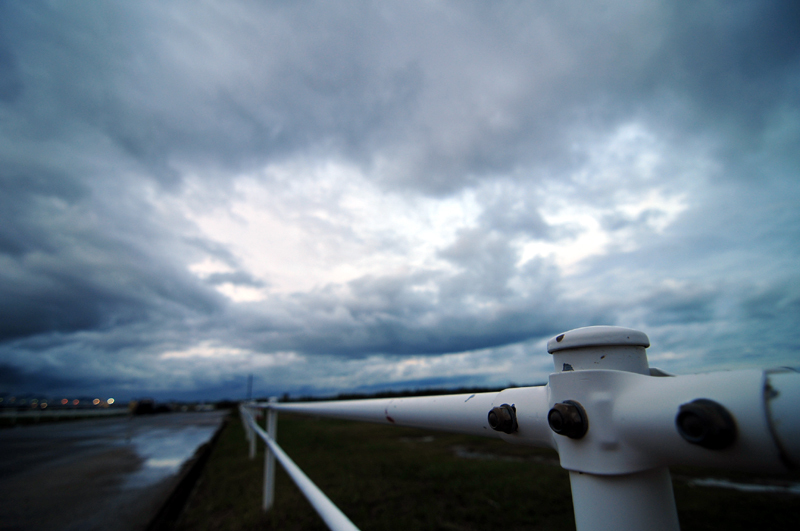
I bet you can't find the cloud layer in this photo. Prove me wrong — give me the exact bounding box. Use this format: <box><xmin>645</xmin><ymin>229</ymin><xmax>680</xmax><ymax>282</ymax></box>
<box><xmin>1</xmin><ymin>1</ymin><xmax>799</xmax><ymax>400</ymax></box>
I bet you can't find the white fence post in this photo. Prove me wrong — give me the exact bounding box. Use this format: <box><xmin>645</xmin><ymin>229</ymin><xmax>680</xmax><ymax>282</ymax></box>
<box><xmin>569</xmin><ymin>468</ymin><xmax>679</xmax><ymax>531</ymax></box>
<box><xmin>263</xmin><ymin>396</ymin><xmax>278</xmax><ymax>511</ymax></box>
<box><xmin>248</xmin><ymin>407</ymin><xmax>257</xmax><ymax>460</ymax></box>
<box><xmin>239</xmin><ymin>405</ymin><xmax>247</xmax><ymax>437</ymax></box>
<box><xmin>240</xmin><ymin>405</ymin><xmax>253</xmax><ymax>458</ymax></box>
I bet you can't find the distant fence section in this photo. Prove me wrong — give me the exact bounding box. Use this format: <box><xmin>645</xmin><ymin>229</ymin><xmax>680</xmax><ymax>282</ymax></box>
<box><xmin>239</xmin><ymin>326</ymin><xmax>800</xmax><ymax>531</ymax></box>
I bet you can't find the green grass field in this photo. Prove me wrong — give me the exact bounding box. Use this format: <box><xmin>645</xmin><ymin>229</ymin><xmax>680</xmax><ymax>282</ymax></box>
<box><xmin>176</xmin><ymin>413</ymin><xmax>800</xmax><ymax>530</ymax></box>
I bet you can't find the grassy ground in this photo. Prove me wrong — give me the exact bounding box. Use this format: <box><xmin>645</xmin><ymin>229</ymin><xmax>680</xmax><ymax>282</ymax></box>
<box><xmin>176</xmin><ymin>413</ymin><xmax>800</xmax><ymax>530</ymax></box>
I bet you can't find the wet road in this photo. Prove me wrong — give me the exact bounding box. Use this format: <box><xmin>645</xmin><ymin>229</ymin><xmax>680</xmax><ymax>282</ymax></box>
<box><xmin>0</xmin><ymin>411</ymin><xmax>227</xmax><ymax>531</ymax></box>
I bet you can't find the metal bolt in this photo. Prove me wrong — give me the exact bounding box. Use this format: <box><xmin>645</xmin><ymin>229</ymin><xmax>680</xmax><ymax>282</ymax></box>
<box><xmin>548</xmin><ymin>400</ymin><xmax>588</xmax><ymax>439</ymax></box>
<box><xmin>487</xmin><ymin>404</ymin><xmax>518</xmax><ymax>434</ymax></box>
<box><xmin>675</xmin><ymin>398</ymin><xmax>737</xmax><ymax>450</ymax></box>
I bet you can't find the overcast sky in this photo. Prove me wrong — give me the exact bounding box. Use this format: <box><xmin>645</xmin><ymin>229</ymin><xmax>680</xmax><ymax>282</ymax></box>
<box><xmin>1</xmin><ymin>1</ymin><xmax>799</xmax><ymax>402</ymax></box>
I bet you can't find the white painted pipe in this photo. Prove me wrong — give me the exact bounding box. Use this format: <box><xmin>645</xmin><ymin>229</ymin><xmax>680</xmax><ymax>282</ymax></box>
<box><xmin>248</xmin><ymin>410</ymin><xmax>257</xmax><ymax>459</ymax></box>
<box><xmin>259</xmin><ymin>388</ymin><xmax>554</xmax><ymax>448</ymax></box>
<box><xmin>548</xmin><ymin>368</ymin><xmax>789</xmax><ymax>475</ymax></box>
<box><xmin>262</xmin><ymin>392</ymin><xmax>501</xmax><ymax>437</ymax></box>
<box><xmin>252</xmin><ymin>365</ymin><xmax>800</xmax><ymax>475</ymax></box>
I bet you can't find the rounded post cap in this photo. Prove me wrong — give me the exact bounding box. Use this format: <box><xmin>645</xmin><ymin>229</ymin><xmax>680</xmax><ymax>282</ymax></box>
<box><xmin>547</xmin><ymin>326</ymin><xmax>650</xmax><ymax>354</ymax></box>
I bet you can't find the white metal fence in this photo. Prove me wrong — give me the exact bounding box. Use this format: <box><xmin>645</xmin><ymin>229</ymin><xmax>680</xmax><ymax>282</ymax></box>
<box><xmin>239</xmin><ymin>326</ymin><xmax>800</xmax><ymax>531</ymax></box>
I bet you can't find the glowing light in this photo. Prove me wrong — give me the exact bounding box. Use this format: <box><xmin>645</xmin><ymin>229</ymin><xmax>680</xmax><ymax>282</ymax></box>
<box><xmin>41</xmin><ymin>403</ymin><xmax>48</xmax><ymax>409</ymax></box>
<box><xmin>107</xmin><ymin>398</ymin><xmax>115</xmax><ymax>405</ymax></box>
<box><xmin>92</xmin><ymin>398</ymin><xmax>100</xmax><ymax>405</ymax></box>
<box><xmin>72</xmin><ymin>399</ymin><xmax>79</xmax><ymax>405</ymax></box>
<box><xmin>61</xmin><ymin>398</ymin><xmax>69</xmax><ymax>405</ymax></box>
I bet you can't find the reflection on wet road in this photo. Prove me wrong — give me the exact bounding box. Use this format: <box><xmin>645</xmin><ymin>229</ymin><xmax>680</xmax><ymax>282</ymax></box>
<box><xmin>123</xmin><ymin>422</ymin><xmax>225</xmax><ymax>489</ymax></box>
<box><xmin>0</xmin><ymin>411</ymin><xmax>228</xmax><ymax>531</ymax></box>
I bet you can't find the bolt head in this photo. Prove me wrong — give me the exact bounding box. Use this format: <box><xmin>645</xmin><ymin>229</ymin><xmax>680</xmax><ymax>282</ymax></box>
<box><xmin>676</xmin><ymin>399</ymin><xmax>737</xmax><ymax>450</ymax></box>
<box><xmin>548</xmin><ymin>400</ymin><xmax>588</xmax><ymax>439</ymax></box>
<box><xmin>487</xmin><ymin>404</ymin><xmax>518</xmax><ymax>434</ymax></box>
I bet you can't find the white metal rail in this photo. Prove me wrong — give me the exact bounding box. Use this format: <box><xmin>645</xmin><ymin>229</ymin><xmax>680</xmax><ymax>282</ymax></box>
<box><xmin>240</xmin><ymin>326</ymin><xmax>800</xmax><ymax>531</ymax></box>
<box><xmin>239</xmin><ymin>404</ymin><xmax>360</xmax><ymax>531</ymax></box>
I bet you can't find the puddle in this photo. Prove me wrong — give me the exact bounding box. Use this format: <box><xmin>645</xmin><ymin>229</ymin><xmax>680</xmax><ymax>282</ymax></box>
<box><xmin>451</xmin><ymin>445</ymin><xmax>560</xmax><ymax>465</ymax></box>
<box><xmin>452</xmin><ymin>446</ymin><xmax>524</xmax><ymax>462</ymax></box>
<box><xmin>688</xmin><ymin>478</ymin><xmax>800</xmax><ymax>495</ymax></box>
<box><xmin>122</xmin><ymin>423</ymin><xmax>220</xmax><ymax>489</ymax></box>
<box><xmin>147</xmin><ymin>458</ymin><xmax>183</xmax><ymax>468</ymax></box>
<box><xmin>400</xmin><ymin>436</ymin><xmax>435</xmax><ymax>443</ymax></box>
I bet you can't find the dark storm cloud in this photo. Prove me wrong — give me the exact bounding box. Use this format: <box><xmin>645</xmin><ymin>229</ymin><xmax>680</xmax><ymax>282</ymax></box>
<box><xmin>640</xmin><ymin>284</ymin><xmax>720</xmax><ymax>326</ymax></box>
<box><xmin>0</xmin><ymin>151</ymin><xmax>225</xmax><ymax>345</ymax></box>
<box><xmin>227</xmin><ymin>257</ymin><xmax>600</xmax><ymax>359</ymax></box>
<box><xmin>742</xmin><ymin>282</ymin><xmax>800</xmax><ymax>322</ymax></box>
<box><xmin>1</xmin><ymin>1</ymin><xmax>798</xmax><ymax>398</ymax></box>
<box><xmin>0</xmin><ymin>1</ymin><xmax>432</xmax><ymax>186</ymax></box>
<box><xmin>0</xmin><ymin>171</ymin><xmax>83</xmax><ymax>257</ymax></box>
<box><xmin>652</xmin><ymin>2</ymin><xmax>800</xmax><ymax>132</ymax></box>
<box><xmin>204</xmin><ymin>271</ymin><xmax>264</xmax><ymax>288</ymax></box>
<box><xmin>0</xmin><ymin>43</ymin><xmax>22</xmax><ymax>104</ymax></box>
<box><xmin>0</xmin><ymin>363</ymin><xmax>81</xmax><ymax>396</ymax></box>
<box><xmin>5</xmin><ymin>1</ymin><xmax>796</xmax><ymax>192</ymax></box>
<box><xmin>0</xmin><ymin>361</ymin><xmax>135</xmax><ymax>396</ymax></box>
<box><xmin>0</xmin><ymin>170</ymin><xmax>225</xmax><ymax>341</ymax></box>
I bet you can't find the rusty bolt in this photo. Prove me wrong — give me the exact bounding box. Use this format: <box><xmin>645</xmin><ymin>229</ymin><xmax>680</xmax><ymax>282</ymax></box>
<box><xmin>548</xmin><ymin>400</ymin><xmax>588</xmax><ymax>439</ymax></box>
<box><xmin>676</xmin><ymin>398</ymin><xmax>737</xmax><ymax>450</ymax></box>
<box><xmin>487</xmin><ymin>404</ymin><xmax>518</xmax><ymax>434</ymax></box>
